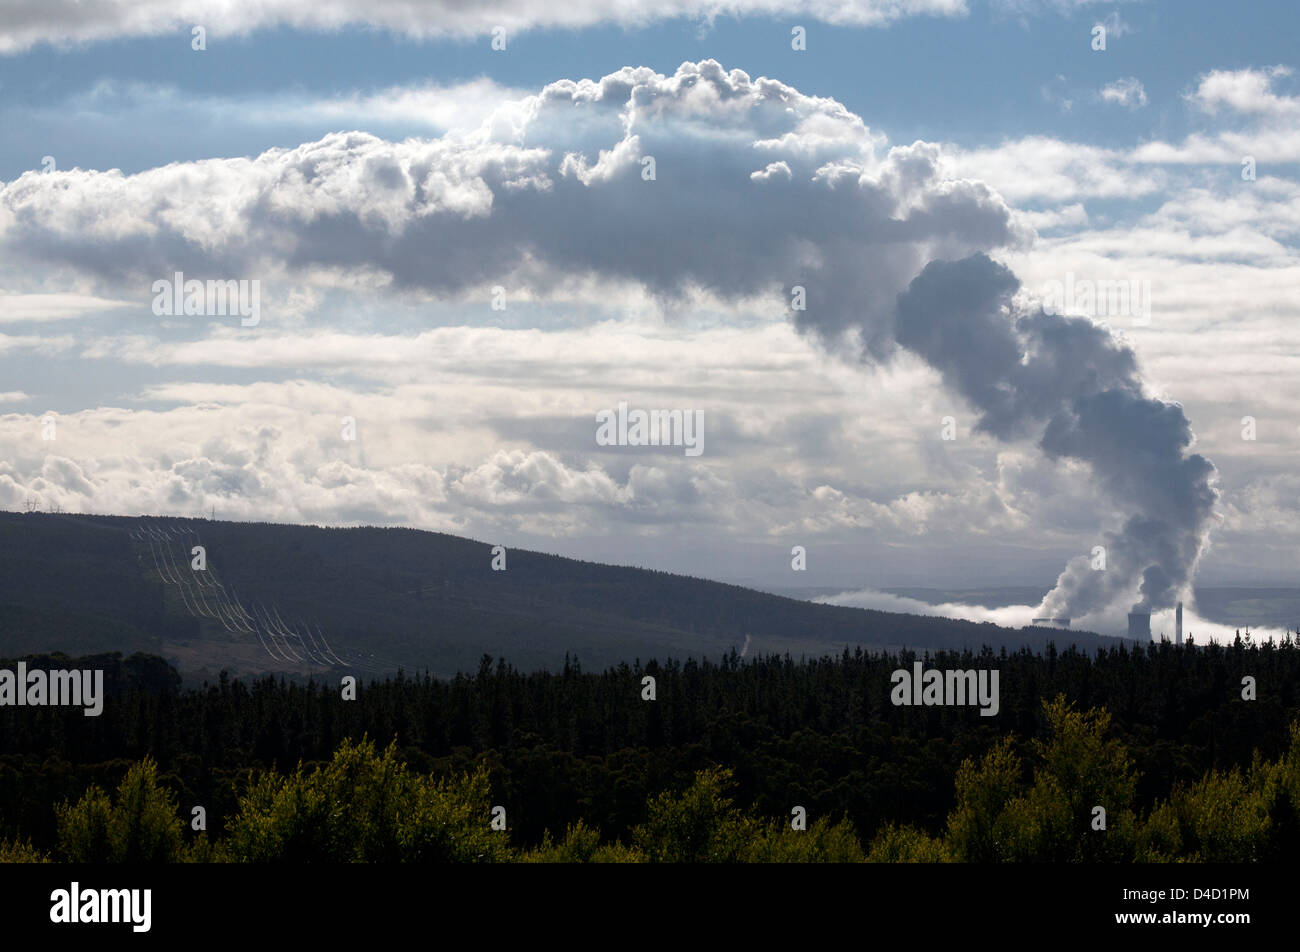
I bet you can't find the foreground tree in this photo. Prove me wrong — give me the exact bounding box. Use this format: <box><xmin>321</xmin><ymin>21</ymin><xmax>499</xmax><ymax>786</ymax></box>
<box><xmin>55</xmin><ymin>759</ymin><xmax>185</xmax><ymax>863</ymax></box>
<box><xmin>222</xmin><ymin>736</ymin><xmax>510</xmax><ymax>862</ymax></box>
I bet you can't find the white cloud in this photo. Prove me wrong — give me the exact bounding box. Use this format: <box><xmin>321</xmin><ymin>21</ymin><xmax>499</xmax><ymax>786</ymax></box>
<box><xmin>0</xmin><ymin>0</ymin><xmax>969</xmax><ymax>54</ymax></box>
<box><xmin>0</xmin><ymin>331</ymin><xmax>77</xmax><ymax>355</ymax></box>
<box><xmin>1100</xmin><ymin>77</ymin><xmax>1147</xmax><ymax>109</ymax></box>
<box><xmin>0</xmin><ymin>292</ymin><xmax>134</xmax><ymax>322</ymax></box>
<box><xmin>58</xmin><ymin>77</ymin><xmax>531</xmax><ymax>136</ymax></box>
<box><xmin>1016</xmin><ymin>202</ymin><xmax>1089</xmax><ymax>231</ymax></box>
<box><xmin>942</xmin><ymin>136</ymin><xmax>1164</xmax><ymax>202</ymax></box>
<box><xmin>1188</xmin><ymin>66</ymin><xmax>1298</xmax><ymax>117</ymax></box>
<box><xmin>1125</xmin><ymin>67</ymin><xmax>1300</xmax><ymax>165</ymax></box>
<box><xmin>816</xmin><ymin>587</ymin><xmax>1039</xmax><ymax>628</ymax></box>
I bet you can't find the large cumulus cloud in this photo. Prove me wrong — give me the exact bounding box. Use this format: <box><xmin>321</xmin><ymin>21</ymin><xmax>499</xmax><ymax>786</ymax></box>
<box><xmin>0</xmin><ymin>60</ymin><xmax>1023</xmax><ymax>359</ymax></box>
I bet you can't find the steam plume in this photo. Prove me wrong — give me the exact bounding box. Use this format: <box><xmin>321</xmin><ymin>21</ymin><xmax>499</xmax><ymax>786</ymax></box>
<box><xmin>892</xmin><ymin>254</ymin><xmax>1217</xmax><ymax>617</ymax></box>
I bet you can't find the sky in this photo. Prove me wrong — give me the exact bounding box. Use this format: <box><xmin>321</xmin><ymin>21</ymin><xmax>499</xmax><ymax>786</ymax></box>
<box><xmin>0</xmin><ymin>0</ymin><xmax>1297</xmax><ymax>638</ymax></box>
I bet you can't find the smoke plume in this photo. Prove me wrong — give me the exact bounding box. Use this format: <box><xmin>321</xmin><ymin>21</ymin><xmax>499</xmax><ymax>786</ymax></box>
<box><xmin>892</xmin><ymin>254</ymin><xmax>1218</xmax><ymax>617</ymax></box>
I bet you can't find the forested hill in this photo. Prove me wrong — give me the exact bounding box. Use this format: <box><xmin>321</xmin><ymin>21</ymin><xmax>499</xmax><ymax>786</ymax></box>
<box><xmin>0</xmin><ymin>510</ymin><xmax>1127</xmax><ymax>680</ymax></box>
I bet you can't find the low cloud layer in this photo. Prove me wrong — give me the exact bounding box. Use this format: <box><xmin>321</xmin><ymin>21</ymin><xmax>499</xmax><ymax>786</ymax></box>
<box><xmin>818</xmin><ymin>588</ymin><xmax>1291</xmax><ymax>646</ymax></box>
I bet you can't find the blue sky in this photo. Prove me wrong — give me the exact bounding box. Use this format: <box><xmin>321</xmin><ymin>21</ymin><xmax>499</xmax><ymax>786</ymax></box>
<box><xmin>1</xmin><ymin>0</ymin><xmax>1298</xmax><ymax>640</ymax></box>
<box><xmin>3</xmin><ymin>1</ymin><xmax>1298</xmax><ymax>177</ymax></box>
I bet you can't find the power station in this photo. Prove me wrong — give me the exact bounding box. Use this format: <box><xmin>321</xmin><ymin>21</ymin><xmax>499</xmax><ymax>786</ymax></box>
<box><xmin>1031</xmin><ymin>616</ymin><xmax>1071</xmax><ymax>628</ymax></box>
<box><xmin>1127</xmin><ymin>610</ymin><xmax>1151</xmax><ymax>639</ymax></box>
<box><xmin>1128</xmin><ymin>601</ymin><xmax>1185</xmax><ymax>642</ymax></box>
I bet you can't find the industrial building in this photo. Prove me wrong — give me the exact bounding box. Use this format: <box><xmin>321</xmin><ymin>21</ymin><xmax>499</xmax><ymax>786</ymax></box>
<box><xmin>1031</xmin><ymin>616</ymin><xmax>1071</xmax><ymax>628</ymax></box>
<box><xmin>1129</xmin><ymin>601</ymin><xmax>1185</xmax><ymax>643</ymax></box>
<box><xmin>1127</xmin><ymin>610</ymin><xmax>1151</xmax><ymax>639</ymax></box>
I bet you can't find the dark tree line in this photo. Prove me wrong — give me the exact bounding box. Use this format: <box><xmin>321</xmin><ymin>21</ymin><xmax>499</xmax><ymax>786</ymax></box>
<box><xmin>1</xmin><ymin>637</ymin><xmax>1297</xmax><ymax>852</ymax></box>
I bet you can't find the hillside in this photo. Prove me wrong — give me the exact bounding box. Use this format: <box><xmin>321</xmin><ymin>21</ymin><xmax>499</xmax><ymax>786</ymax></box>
<box><xmin>0</xmin><ymin>510</ymin><xmax>1128</xmax><ymax>681</ymax></box>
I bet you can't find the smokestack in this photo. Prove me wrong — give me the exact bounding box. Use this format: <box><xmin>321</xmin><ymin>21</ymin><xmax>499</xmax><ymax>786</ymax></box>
<box><xmin>1127</xmin><ymin>611</ymin><xmax>1151</xmax><ymax>640</ymax></box>
<box><xmin>1176</xmin><ymin>601</ymin><xmax>1183</xmax><ymax>645</ymax></box>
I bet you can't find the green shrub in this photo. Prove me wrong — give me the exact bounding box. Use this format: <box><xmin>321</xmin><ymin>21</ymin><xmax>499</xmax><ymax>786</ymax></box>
<box><xmin>223</xmin><ymin>736</ymin><xmax>510</xmax><ymax>862</ymax></box>
<box><xmin>55</xmin><ymin>759</ymin><xmax>185</xmax><ymax>863</ymax></box>
<box><xmin>866</xmin><ymin>823</ymin><xmax>949</xmax><ymax>862</ymax></box>
<box><xmin>632</xmin><ymin>767</ymin><xmax>758</xmax><ymax>862</ymax></box>
<box><xmin>0</xmin><ymin>837</ymin><xmax>51</xmax><ymax>862</ymax></box>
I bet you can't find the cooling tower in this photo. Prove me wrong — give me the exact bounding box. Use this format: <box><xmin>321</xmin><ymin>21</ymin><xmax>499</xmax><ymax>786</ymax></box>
<box><xmin>1128</xmin><ymin>611</ymin><xmax>1151</xmax><ymax>639</ymax></box>
<box><xmin>1032</xmin><ymin>616</ymin><xmax>1071</xmax><ymax>628</ymax></box>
